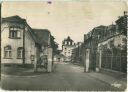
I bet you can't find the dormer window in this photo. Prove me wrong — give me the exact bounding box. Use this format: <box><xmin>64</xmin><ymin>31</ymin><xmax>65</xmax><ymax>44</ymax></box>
<box><xmin>9</xmin><ymin>27</ymin><xmax>21</xmax><ymax>39</ymax></box>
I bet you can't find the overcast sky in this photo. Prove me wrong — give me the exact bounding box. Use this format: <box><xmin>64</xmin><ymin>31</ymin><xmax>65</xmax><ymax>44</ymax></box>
<box><xmin>2</xmin><ymin>1</ymin><xmax>127</xmax><ymax>49</ymax></box>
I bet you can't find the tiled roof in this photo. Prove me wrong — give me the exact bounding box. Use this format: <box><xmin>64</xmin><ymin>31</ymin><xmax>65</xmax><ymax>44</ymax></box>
<box><xmin>32</xmin><ymin>29</ymin><xmax>50</xmax><ymax>46</ymax></box>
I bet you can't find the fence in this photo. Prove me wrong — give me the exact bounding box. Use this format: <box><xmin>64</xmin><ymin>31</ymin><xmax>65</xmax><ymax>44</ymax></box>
<box><xmin>101</xmin><ymin>51</ymin><xmax>127</xmax><ymax>73</ymax></box>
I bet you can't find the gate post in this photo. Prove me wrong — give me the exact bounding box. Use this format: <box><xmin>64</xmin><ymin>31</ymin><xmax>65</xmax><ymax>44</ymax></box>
<box><xmin>84</xmin><ymin>49</ymin><xmax>90</xmax><ymax>72</ymax></box>
<box><xmin>96</xmin><ymin>49</ymin><xmax>102</xmax><ymax>72</ymax></box>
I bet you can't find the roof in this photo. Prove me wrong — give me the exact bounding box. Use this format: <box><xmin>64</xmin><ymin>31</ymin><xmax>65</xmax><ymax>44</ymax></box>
<box><xmin>95</xmin><ymin>25</ymin><xmax>106</xmax><ymax>29</ymax></box>
<box><xmin>64</xmin><ymin>36</ymin><xmax>73</xmax><ymax>42</ymax></box>
<box><xmin>2</xmin><ymin>15</ymin><xmax>39</xmax><ymax>44</ymax></box>
<box><xmin>107</xmin><ymin>24</ymin><xmax>116</xmax><ymax>31</ymax></box>
<box><xmin>2</xmin><ymin>15</ymin><xmax>26</xmax><ymax>23</ymax></box>
<box><xmin>32</xmin><ymin>29</ymin><xmax>50</xmax><ymax>46</ymax></box>
<box><xmin>2</xmin><ymin>15</ymin><xmax>52</xmax><ymax>47</ymax></box>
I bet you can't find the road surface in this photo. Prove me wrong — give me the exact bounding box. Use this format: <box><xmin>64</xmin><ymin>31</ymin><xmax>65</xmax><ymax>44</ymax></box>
<box><xmin>1</xmin><ymin>62</ymin><xmax>120</xmax><ymax>91</ymax></box>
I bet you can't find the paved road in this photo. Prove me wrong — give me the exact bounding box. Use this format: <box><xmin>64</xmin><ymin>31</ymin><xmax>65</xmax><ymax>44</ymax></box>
<box><xmin>1</xmin><ymin>62</ymin><xmax>120</xmax><ymax>91</ymax></box>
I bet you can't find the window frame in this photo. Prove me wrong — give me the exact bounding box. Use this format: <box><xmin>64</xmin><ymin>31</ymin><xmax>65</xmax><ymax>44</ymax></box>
<box><xmin>9</xmin><ymin>27</ymin><xmax>21</xmax><ymax>39</ymax></box>
<box><xmin>30</xmin><ymin>55</ymin><xmax>35</xmax><ymax>61</ymax></box>
<box><xmin>17</xmin><ymin>47</ymin><xmax>23</xmax><ymax>59</ymax></box>
<box><xmin>4</xmin><ymin>45</ymin><xmax>12</xmax><ymax>59</ymax></box>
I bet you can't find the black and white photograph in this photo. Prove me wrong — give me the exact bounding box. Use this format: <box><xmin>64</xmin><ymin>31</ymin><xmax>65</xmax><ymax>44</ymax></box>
<box><xmin>0</xmin><ymin>0</ymin><xmax>127</xmax><ymax>91</ymax></box>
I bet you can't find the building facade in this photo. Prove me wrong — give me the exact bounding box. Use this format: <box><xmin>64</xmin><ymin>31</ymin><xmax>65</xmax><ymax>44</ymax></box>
<box><xmin>83</xmin><ymin>26</ymin><xmax>105</xmax><ymax>72</ymax></box>
<box><xmin>1</xmin><ymin>15</ymin><xmax>58</xmax><ymax>72</ymax></box>
<box><xmin>1</xmin><ymin>16</ymin><xmax>39</xmax><ymax>65</ymax></box>
<box><xmin>83</xmin><ymin>11</ymin><xmax>127</xmax><ymax>73</ymax></box>
<box><xmin>33</xmin><ymin>29</ymin><xmax>53</xmax><ymax>72</ymax></box>
<box><xmin>97</xmin><ymin>12</ymin><xmax>127</xmax><ymax>73</ymax></box>
<box><xmin>62</xmin><ymin>36</ymin><xmax>76</xmax><ymax>62</ymax></box>
<box><xmin>72</xmin><ymin>42</ymin><xmax>84</xmax><ymax>65</ymax></box>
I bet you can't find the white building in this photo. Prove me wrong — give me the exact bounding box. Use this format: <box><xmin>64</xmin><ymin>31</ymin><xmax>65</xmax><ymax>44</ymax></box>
<box><xmin>62</xmin><ymin>36</ymin><xmax>75</xmax><ymax>62</ymax></box>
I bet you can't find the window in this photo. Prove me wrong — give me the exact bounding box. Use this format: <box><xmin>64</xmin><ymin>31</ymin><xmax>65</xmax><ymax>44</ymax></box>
<box><xmin>65</xmin><ymin>41</ymin><xmax>67</xmax><ymax>45</ymax></box>
<box><xmin>69</xmin><ymin>42</ymin><xmax>70</xmax><ymax>45</ymax></box>
<box><xmin>9</xmin><ymin>27</ymin><xmax>21</xmax><ymax>38</ymax></box>
<box><xmin>17</xmin><ymin>47</ymin><xmax>23</xmax><ymax>59</ymax></box>
<box><xmin>67</xmin><ymin>41</ymin><xmax>69</xmax><ymax>45</ymax></box>
<box><xmin>4</xmin><ymin>45</ymin><xmax>12</xmax><ymax>59</ymax></box>
<box><xmin>30</xmin><ymin>55</ymin><xmax>35</xmax><ymax>61</ymax></box>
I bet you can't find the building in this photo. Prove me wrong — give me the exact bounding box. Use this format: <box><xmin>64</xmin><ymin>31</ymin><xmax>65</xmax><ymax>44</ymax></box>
<box><xmin>53</xmin><ymin>54</ymin><xmax>65</xmax><ymax>62</ymax></box>
<box><xmin>33</xmin><ymin>29</ymin><xmax>56</xmax><ymax>72</ymax></box>
<box><xmin>83</xmin><ymin>11</ymin><xmax>127</xmax><ymax>73</ymax></box>
<box><xmin>1</xmin><ymin>15</ymin><xmax>39</xmax><ymax>65</ymax></box>
<box><xmin>97</xmin><ymin>12</ymin><xmax>127</xmax><ymax>73</ymax></box>
<box><xmin>115</xmin><ymin>11</ymin><xmax>127</xmax><ymax>35</ymax></box>
<box><xmin>62</xmin><ymin>36</ymin><xmax>75</xmax><ymax>62</ymax></box>
<box><xmin>83</xmin><ymin>25</ymin><xmax>107</xmax><ymax>72</ymax></box>
<box><xmin>72</xmin><ymin>42</ymin><xmax>84</xmax><ymax>65</ymax></box>
<box><xmin>32</xmin><ymin>29</ymin><xmax>51</xmax><ymax>56</ymax></box>
<box><xmin>1</xmin><ymin>15</ymin><xmax>58</xmax><ymax>72</ymax></box>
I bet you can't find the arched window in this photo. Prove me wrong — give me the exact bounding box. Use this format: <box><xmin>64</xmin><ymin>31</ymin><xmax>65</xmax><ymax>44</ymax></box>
<box><xmin>4</xmin><ymin>45</ymin><xmax>12</xmax><ymax>58</ymax></box>
<box><xmin>17</xmin><ymin>47</ymin><xmax>23</xmax><ymax>59</ymax></box>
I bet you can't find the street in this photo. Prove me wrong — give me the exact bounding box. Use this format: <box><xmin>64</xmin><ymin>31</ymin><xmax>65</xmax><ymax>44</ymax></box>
<box><xmin>1</xmin><ymin>62</ymin><xmax>120</xmax><ymax>91</ymax></box>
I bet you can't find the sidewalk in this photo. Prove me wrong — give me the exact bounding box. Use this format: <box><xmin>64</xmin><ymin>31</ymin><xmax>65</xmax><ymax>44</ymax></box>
<box><xmin>1</xmin><ymin>65</ymin><xmax>47</xmax><ymax>77</ymax></box>
<box><xmin>87</xmin><ymin>72</ymin><xmax>127</xmax><ymax>90</ymax></box>
<box><xmin>70</xmin><ymin>62</ymin><xmax>127</xmax><ymax>90</ymax></box>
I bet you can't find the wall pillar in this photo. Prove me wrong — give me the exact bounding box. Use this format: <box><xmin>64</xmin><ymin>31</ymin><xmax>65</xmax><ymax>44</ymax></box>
<box><xmin>47</xmin><ymin>48</ymin><xmax>53</xmax><ymax>72</ymax></box>
<box><xmin>34</xmin><ymin>48</ymin><xmax>38</xmax><ymax>72</ymax></box>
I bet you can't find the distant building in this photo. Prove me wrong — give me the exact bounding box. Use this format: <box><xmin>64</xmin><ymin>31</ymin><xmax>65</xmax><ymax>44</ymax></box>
<box><xmin>72</xmin><ymin>42</ymin><xmax>83</xmax><ymax>64</ymax></box>
<box><xmin>53</xmin><ymin>54</ymin><xmax>65</xmax><ymax>62</ymax></box>
<box><xmin>62</xmin><ymin>36</ymin><xmax>75</xmax><ymax>62</ymax></box>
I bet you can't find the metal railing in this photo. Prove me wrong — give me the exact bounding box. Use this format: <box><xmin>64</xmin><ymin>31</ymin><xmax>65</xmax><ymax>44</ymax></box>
<box><xmin>101</xmin><ymin>51</ymin><xmax>127</xmax><ymax>73</ymax></box>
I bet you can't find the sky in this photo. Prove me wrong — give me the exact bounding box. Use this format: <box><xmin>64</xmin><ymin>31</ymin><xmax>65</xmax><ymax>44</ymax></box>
<box><xmin>1</xmin><ymin>1</ymin><xmax>127</xmax><ymax>49</ymax></box>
